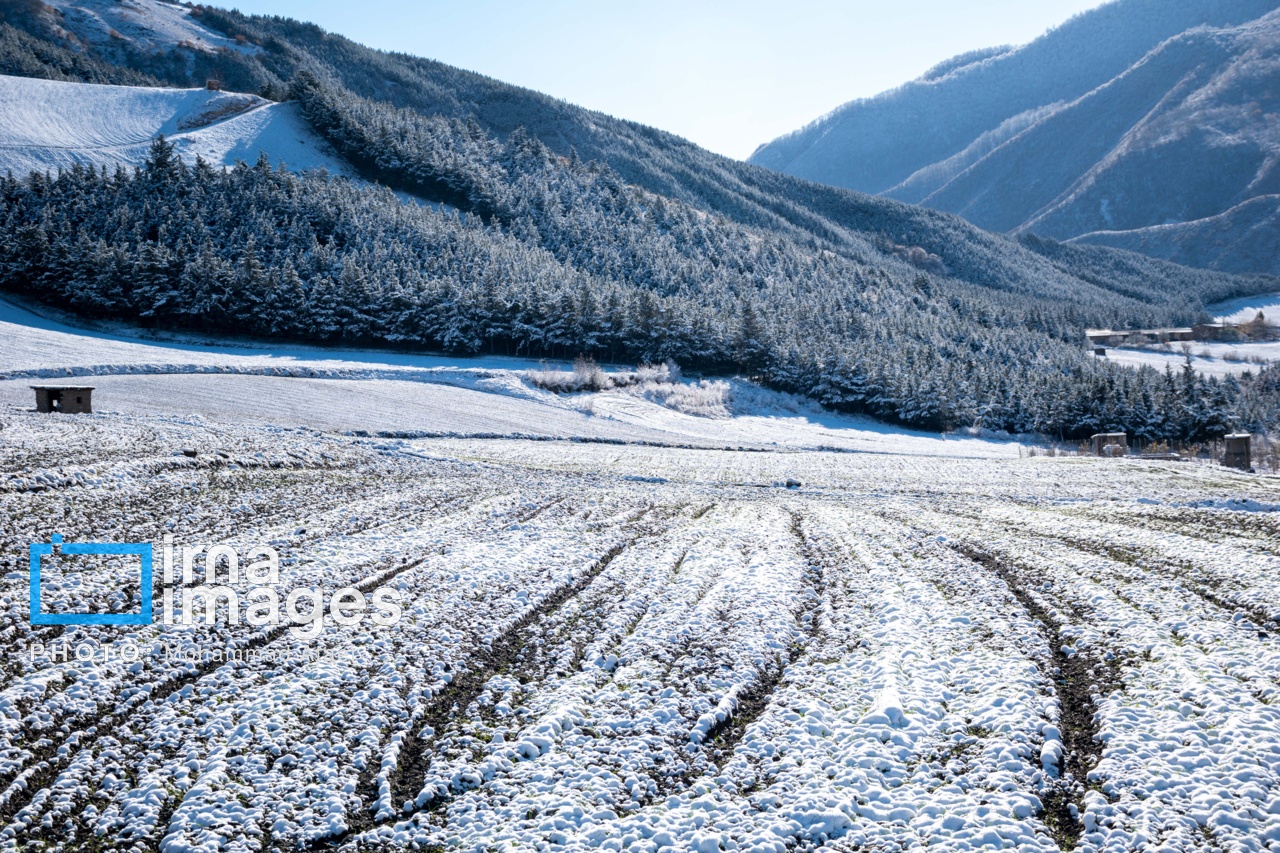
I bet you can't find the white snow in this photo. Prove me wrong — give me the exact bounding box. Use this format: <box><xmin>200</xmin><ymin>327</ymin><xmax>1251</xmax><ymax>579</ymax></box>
<box><xmin>0</xmin><ymin>74</ymin><xmax>355</xmax><ymax>178</ymax></box>
<box><xmin>3</xmin><ymin>412</ymin><xmax>1278</xmax><ymax>851</ymax></box>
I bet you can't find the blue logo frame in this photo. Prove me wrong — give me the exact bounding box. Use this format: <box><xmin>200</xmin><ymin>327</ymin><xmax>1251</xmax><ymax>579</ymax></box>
<box><xmin>29</xmin><ymin>534</ymin><xmax>153</xmax><ymax>626</ymax></box>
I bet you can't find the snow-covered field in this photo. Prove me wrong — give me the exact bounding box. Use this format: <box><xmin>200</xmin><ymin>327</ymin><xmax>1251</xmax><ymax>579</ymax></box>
<box><xmin>1105</xmin><ymin>342</ymin><xmax>1280</xmax><ymax>378</ymax></box>
<box><xmin>0</xmin><ymin>295</ymin><xmax>1014</xmax><ymax>457</ymax></box>
<box><xmin>3</xmin><ymin>301</ymin><xmax>1280</xmax><ymax>852</ymax></box>
<box><xmin>1100</xmin><ymin>293</ymin><xmax>1280</xmax><ymax>378</ymax></box>
<box><xmin>1</xmin><ymin>409</ymin><xmax>1279</xmax><ymax>853</ymax></box>
<box><xmin>1211</xmin><ymin>292</ymin><xmax>1280</xmax><ymax>325</ymax></box>
<box><xmin>0</xmin><ymin>74</ymin><xmax>355</xmax><ymax>179</ymax></box>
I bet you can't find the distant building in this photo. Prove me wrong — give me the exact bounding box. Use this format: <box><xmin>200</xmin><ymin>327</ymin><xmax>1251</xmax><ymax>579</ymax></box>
<box><xmin>205</xmin><ymin>79</ymin><xmax>222</xmax><ymax>91</ymax></box>
<box><xmin>1087</xmin><ymin>319</ymin><xmax>1275</xmax><ymax>348</ymax></box>
<box><xmin>1193</xmin><ymin>322</ymin><xmax>1228</xmax><ymax>340</ymax></box>
<box><xmin>31</xmin><ymin>386</ymin><xmax>94</xmax><ymax>414</ymax></box>
<box><xmin>1091</xmin><ymin>432</ymin><xmax>1128</xmax><ymax>457</ymax></box>
<box><xmin>1085</xmin><ymin>328</ymin><xmax>1196</xmax><ymax>346</ymax></box>
<box><xmin>1093</xmin><ymin>346</ymin><xmax>1107</xmax><ymax>357</ymax></box>
<box><xmin>1223</xmin><ymin>434</ymin><xmax>1252</xmax><ymax>471</ymax></box>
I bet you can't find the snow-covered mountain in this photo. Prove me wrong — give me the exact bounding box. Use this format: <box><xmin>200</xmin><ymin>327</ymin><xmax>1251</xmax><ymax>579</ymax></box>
<box><xmin>749</xmin><ymin>0</ymin><xmax>1280</xmax><ymax>275</ymax></box>
<box><xmin>0</xmin><ymin>74</ymin><xmax>354</xmax><ymax>177</ymax></box>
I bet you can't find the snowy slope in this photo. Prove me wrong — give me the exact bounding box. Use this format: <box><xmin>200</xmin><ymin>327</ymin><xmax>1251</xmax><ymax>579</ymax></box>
<box><xmin>1071</xmin><ymin>196</ymin><xmax>1280</xmax><ymax>275</ymax></box>
<box><xmin>751</xmin><ymin>0</ymin><xmax>1280</xmax><ymax>194</ymax></box>
<box><xmin>1210</xmin><ymin>290</ymin><xmax>1280</xmax><ymax>323</ymax></box>
<box><xmin>0</xmin><ymin>74</ymin><xmax>355</xmax><ymax>177</ymax></box>
<box><xmin>43</xmin><ymin>0</ymin><xmax>258</xmax><ymax>55</ymax></box>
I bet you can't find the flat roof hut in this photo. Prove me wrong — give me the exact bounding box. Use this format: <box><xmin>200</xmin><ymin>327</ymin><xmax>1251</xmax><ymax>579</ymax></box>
<box><xmin>1091</xmin><ymin>432</ymin><xmax>1128</xmax><ymax>457</ymax></box>
<box><xmin>31</xmin><ymin>386</ymin><xmax>94</xmax><ymax>414</ymax></box>
<box><xmin>1223</xmin><ymin>434</ymin><xmax>1251</xmax><ymax>471</ymax></box>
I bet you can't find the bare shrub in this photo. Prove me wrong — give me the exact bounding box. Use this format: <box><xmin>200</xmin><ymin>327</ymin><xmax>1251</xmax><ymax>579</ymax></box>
<box><xmin>633</xmin><ymin>360</ymin><xmax>681</xmax><ymax>384</ymax></box>
<box><xmin>527</xmin><ymin>357</ymin><xmax>611</xmax><ymax>393</ymax></box>
<box><xmin>632</xmin><ymin>378</ymin><xmax>731</xmax><ymax>418</ymax></box>
<box><xmin>526</xmin><ymin>358</ymin><xmax>728</xmax><ymax>417</ymax></box>
<box><xmin>1021</xmin><ymin>445</ymin><xmax>1077</xmax><ymax>458</ymax></box>
<box><xmin>571</xmin><ymin>356</ymin><xmax>608</xmax><ymax>391</ymax></box>
<box><xmin>1255</xmin><ymin>434</ymin><xmax>1280</xmax><ymax>474</ymax></box>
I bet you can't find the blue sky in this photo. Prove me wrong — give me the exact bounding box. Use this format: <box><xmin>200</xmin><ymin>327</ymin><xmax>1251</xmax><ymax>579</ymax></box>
<box><xmin>232</xmin><ymin>1</ymin><xmax>1110</xmax><ymax>159</ymax></box>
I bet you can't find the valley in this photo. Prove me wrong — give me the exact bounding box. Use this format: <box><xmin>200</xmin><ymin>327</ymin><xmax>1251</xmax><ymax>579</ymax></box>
<box><xmin>0</xmin><ymin>2</ymin><xmax>1279</xmax><ymax>850</ymax></box>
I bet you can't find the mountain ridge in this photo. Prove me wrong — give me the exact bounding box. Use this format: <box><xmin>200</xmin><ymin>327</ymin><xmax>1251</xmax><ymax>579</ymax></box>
<box><xmin>750</xmin><ymin>0</ymin><xmax>1280</xmax><ymax>275</ymax></box>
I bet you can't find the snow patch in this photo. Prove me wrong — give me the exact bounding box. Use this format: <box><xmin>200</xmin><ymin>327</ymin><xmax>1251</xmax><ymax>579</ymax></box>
<box><xmin>0</xmin><ymin>75</ymin><xmax>355</xmax><ymax>179</ymax></box>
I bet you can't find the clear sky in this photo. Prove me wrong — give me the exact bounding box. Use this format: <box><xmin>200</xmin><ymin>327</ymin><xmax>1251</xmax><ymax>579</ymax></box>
<box><xmin>230</xmin><ymin>0</ymin><xmax>1111</xmax><ymax>160</ymax></box>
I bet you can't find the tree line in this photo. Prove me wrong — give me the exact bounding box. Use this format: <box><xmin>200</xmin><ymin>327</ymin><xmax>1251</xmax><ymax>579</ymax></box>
<box><xmin>1</xmin><ymin>138</ymin><xmax>1275</xmax><ymax>440</ymax></box>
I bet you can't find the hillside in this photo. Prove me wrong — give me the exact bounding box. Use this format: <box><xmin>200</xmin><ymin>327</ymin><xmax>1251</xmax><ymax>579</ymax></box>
<box><xmin>0</xmin><ymin>0</ymin><xmax>1262</xmax><ymax>307</ymax></box>
<box><xmin>0</xmin><ymin>0</ymin><xmax>1278</xmax><ymax>439</ymax></box>
<box><xmin>749</xmin><ymin>0</ymin><xmax>1280</xmax><ymax>276</ymax></box>
<box><xmin>1074</xmin><ymin>195</ymin><xmax>1280</xmax><ymax>274</ymax></box>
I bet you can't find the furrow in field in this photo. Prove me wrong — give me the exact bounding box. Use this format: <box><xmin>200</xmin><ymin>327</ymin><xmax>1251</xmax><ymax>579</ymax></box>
<box><xmin>1079</xmin><ymin>503</ymin><xmax>1280</xmax><ymax>556</ymax></box>
<box><xmin>730</xmin><ymin>506</ymin><xmax>1062</xmax><ymax>852</ymax></box>
<box><xmin>157</xmin><ymin>495</ymin><xmax>636</xmax><ymax>852</ymax></box>
<box><xmin>698</xmin><ymin>510</ymin><xmax>826</xmax><ymax>771</ymax></box>
<box><xmin>915</xmin><ymin>499</ymin><xmax>1280</xmax><ymax>691</ymax></box>
<box><xmin>945</xmin><ymin>543</ymin><xmax>1110</xmax><ymax>849</ymax></box>
<box><xmin>0</xmin><ymin>474</ymin><xmax>495</xmax><ymax>810</ymax></box>
<box><xmin>350</xmin><ymin>533</ymin><xmax>697</xmax><ymax>845</ymax></box>
<box><xmin>0</xmin><ymin>485</ymin><xmax>615</xmax><ymax>850</ymax></box>
<box><xmin>941</xmin><ymin>498</ymin><xmax>1280</xmax><ymax>625</ymax></box>
<box><xmin>301</xmin><ymin>504</ymin><xmax>675</xmax><ymax>849</ymax></box>
<box><xmin>912</xmin><ymin>502</ymin><xmax>1280</xmax><ymax>849</ymax></box>
<box><xmin>357</xmin><ymin>502</ymin><xmax>813</xmax><ymax>851</ymax></box>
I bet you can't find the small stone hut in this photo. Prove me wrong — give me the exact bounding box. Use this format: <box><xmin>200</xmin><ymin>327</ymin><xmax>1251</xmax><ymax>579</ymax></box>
<box><xmin>31</xmin><ymin>386</ymin><xmax>94</xmax><ymax>414</ymax></box>
<box><xmin>1223</xmin><ymin>434</ymin><xmax>1252</xmax><ymax>471</ymax></box>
